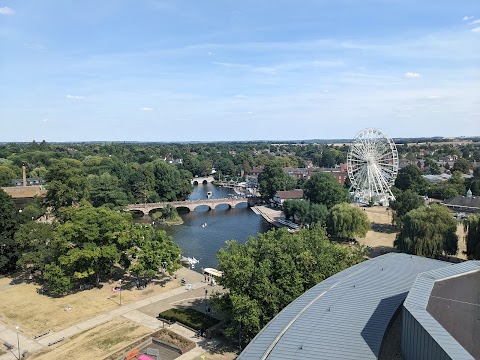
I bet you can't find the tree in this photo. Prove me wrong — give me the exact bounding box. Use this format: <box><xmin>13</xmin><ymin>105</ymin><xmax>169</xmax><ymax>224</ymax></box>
<box><xmin>128</xmin><ymin>229</ymin><xmax>181</xmax><ymax>278</ymax></box>
<box><xmin>474</xmin><ymin>167</ymin><xmax>480</xmax><ymax>179</ymax></box>
<box><xmin>0</xmin><ymin>165</ymin><xmax>16</xmax><ymax>186</ymax></box>
<box><xmin>213</xmin><ymin>226</ymin><xmax>365</xmax><ymax>344</ymax></box>
<box><xmin>448</xmin><ymin>171</ymin><xmax>466</xmax><ymax>195</ymax></box>
<box><xmin>453</xmin><ymin>158</ymin><xmax>471</xmax><ymax>174</ymax></box>
<box><xmin>394</xmin><ymin>204</ymin><xmax>458</xmax><ymax>257</ymax></box>
<box><xmin>427</xmin><ymin>183</ymin><xmax>459</xmax><ymax>200</ymax></box>
<box><xmin>327</xmin><ymin>203</ymin><xmax>370</xmax><ymax>239</ymax></box>
<box><xmin>45</xmin><ymin>159</ymin><xmax>88</xmax><ymax>212</ymax></box>
<box><xmin>308</xmin><ymin>203</ymin><xmax>329</xmax><ymax>226</ymax></box>
<box><xmin>88</xmin><ymin>173</ymin><xmax>128</xmax><ymax>208</ymax></box>
<box><xmin>55</xmin><ymin>203</ymin><xmax>134</xmax><ymax>286</ymax></box>
<box><xmin>258</xmin><ymin>160</ymin><xmax>296</xmax><ymax>199</ymax></box>
<box><xmin>14</xmin><ymin>222</ymin><xmax>56</xmax><ymax>275</ymax></box>
<box><xmin>394</xmin><ymin>165</ymin><xmax>427</xmax><ymax>194</ymax></box>
<box><xmin>304</xmin><ymin>172</ymin><xmax>350</xmax><ymax>208</ymax></box>
<box><xmin>389</xmin><ymin>190</ymin><xmax>424</xmax><ymax>228</ymax></box>
<box><xmin>463</xmin><ymin>214</ymin><xmax>480</xmax><ymax>259</ymax></box>
<box><xmin>283</xmin><ymin>200</ymin><xmax>328</xmax><ymax>226</ymax></box>
<box><xmin>43</xmin><ymin>264</ymin><xmax>71</xmax><ymax>296</ymax></box>
<box><xmin>0</xmin><ymin>189</ymin><xmax>19</xmax><ymax>272</ymax></box>
<box><xmin>145</xmin><ymin>160</ymin><xmax>193</xmax><ymax>201</ymax></box>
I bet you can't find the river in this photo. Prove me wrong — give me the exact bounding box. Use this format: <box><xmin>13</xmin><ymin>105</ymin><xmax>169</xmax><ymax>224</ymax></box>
<box><xmin>152</xmin><ymin>183</ymin><xmax>272</xmax><ymax>271</ymax></box>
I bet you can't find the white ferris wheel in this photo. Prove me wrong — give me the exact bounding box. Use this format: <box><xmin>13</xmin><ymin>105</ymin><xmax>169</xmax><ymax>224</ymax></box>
<box><xmin>347</xmin><ymin>128</ymin><xmax>399</xmax><ymax>205</ymax></box>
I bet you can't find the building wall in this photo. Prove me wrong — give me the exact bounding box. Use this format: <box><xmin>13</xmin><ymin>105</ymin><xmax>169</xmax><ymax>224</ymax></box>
<box><xmin>402</xmin><ymin>308</ymin><xmax>451</xmax><ymax>360</ymax></box>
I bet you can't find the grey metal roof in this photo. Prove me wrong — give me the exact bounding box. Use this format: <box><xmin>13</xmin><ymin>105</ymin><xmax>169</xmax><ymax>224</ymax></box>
<box><xmin>443</xmin><ymin>195</ymin><xmax>480</xmax><ymax>210</ymax></box>
<box><xmin>404</xmin><ymin>261</ymin><xmax>480</xmax><ymax>360</ymax></box>
<box><xmin>238</xmin><ymin>253</ymin><xmax>450</xmax><ymax>360</ymax></box>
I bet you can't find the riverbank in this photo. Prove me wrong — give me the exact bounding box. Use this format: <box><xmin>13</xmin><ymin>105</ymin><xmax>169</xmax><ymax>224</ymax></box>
<box><xmin>252</xmin><ymin>205</ymin><xmax>284</xmax><ymax>226</ymax></box>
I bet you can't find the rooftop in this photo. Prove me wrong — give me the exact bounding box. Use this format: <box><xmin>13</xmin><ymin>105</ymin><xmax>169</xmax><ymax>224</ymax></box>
<box><xmin>1</xmin><ymin>186</ymin><xmax>47</xmax><ymax>198</ymax></box>
<box><xmin>238</xmin><ymin>253</ymin><xmax>450</xmax><ymax>360</ymax></box>
<box><xmin>404</xmin><ymin>260</ymin><xmax>480</xmax><ymax>360</ymax></box>
<box><xmin>426</xmin><ymin>270</ymin><xmax>480</xmax><ymax>359</ymax></box>
<box><xmin>274</xmin><ymin>189</ymin><xmax>304</xmax><ymax>199</ymax></box>
<box><xmin>443</xmin><ymin>195</ymin><xmax>480</xmax><ymax>210</ymax></box>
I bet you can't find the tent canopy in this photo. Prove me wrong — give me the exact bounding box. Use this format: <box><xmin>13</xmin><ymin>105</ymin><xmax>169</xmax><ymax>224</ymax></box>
<box><xmin>204</xmin><ymin>268</ymin><xmax>223</xmax><ymax>277</ymax></box>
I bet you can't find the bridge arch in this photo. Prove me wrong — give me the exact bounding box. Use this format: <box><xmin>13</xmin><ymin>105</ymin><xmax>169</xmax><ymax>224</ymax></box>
<box><xmin>191</xmin><ymin>176</ymin><xmax>215</xmax><ymax>185</ymax></box>
<box><xmin>192</xmin><ymin>204</ymin><xmax>212</xmax><ymax>212</ymax></box>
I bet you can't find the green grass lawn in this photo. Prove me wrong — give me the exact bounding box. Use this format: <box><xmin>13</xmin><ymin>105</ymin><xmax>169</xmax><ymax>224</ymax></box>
<box><xmin>159</xmin><ymin>307</ymin><xmax>219</xmax><ymax>330</ymax></box>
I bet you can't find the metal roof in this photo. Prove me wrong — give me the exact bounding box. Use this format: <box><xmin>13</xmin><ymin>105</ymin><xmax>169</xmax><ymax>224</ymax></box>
<box><xmin>443</xmin><ymin>195</ymin><xmax>480</xmax><ymax>210</ymax></box>
<box><xmin>404</xmin><ymin>261</ymin><xmax>480</xmax><ymax>360</ymax></box>
<box><xmin>238</xmin><ymin>253</ymin><xmax>450</xmax><ymax>360</ymax></box>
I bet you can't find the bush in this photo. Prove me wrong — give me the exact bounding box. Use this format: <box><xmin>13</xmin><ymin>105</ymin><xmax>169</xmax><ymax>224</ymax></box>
<box><xmin>159</xmin><ymin>307</ymin><xmax>219</xmax><ymax>330</ymax></box>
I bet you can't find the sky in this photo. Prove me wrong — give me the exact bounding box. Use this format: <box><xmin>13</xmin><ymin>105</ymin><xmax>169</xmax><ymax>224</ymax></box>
<box><xmin>0</xmin><ymin>0</ymin><xmax>479</xmax><ymax>142</ymax></box>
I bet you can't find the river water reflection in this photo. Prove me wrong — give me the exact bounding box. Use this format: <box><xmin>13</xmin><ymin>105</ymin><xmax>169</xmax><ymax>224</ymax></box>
<box><xmin>152</xmin><ymin>183</ymin><xmax>271</xmax><ymax>271</ymax></box>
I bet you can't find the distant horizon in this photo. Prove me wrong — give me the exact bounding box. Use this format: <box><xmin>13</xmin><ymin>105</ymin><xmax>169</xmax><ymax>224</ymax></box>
<box><xmin>1</xmin><ymin>134</ymin><xmax>480</xmax><ymax>145</ymax></box>
<box><xmin>1</xmin><ymin>1</ymin><xmax>479</xmax><ymax>141</ymax></box>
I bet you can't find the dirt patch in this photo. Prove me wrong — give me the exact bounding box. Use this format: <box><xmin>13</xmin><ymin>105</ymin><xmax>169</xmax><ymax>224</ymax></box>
<box><xmin>197</xmin><ymin>341</ymin><xmax>239</xmax><ymax>360</ymax></box>
<box><xmin>28</xmin><ymin>318</ymin><xmax>152</xmax><ymax>360</ymax></box>
<box><xmin>356</xmin><ymin>206</ymin><xmax>397</xmax><ymax>256</ymax></box>
<box><xmin>0</xmin><ymin>275</ymin><xmax>179</xmax><ymax>336</ymax></box>
<box><xmin>153</xmin><ymin>328</ymin><xmax>194</xmax><ymax>351</ymax></box>
<box><xmin>358</xmin><ymin>206</ymin><xmax>467</xmax><ymax>260</ymax></box>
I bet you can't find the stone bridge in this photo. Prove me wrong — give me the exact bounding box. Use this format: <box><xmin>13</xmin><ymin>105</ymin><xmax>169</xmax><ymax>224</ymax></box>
<box><xmin>126</xmin><ymin>197</ymin><xmax>252</xmax><ymax>215</ymax></box>
<box><xmin>191</xmin><ymin>176</ymin><xmax>215</xmax><ymax>185</ymax></box>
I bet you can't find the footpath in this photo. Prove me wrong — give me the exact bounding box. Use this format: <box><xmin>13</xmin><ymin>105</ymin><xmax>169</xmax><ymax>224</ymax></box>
<box><xmin>0</xmin><ymin>268</ymin><xmax>224</xmax><ymax>360</ymax></box>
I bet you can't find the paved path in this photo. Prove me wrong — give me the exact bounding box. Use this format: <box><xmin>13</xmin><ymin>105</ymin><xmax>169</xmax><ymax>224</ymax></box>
<box><xmin>0</xmin><ymin>267</ymin><xmax>224</xmax><ymax>360</ymax></box>
<box><xmin>0</xmin><ymin>323</ymin><xmax>43</xmax><ymax>360</ymax></box>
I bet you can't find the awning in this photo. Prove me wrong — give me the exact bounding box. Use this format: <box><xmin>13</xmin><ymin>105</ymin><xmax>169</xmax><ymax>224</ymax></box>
<box><xmin>204</xmin><ymin>268</ymin><xmax>223</xmax><ymax>277</ymax></box>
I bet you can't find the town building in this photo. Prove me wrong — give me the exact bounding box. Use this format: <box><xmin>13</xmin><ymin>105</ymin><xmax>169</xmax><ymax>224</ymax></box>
<box><xmin>443</xmin><ymin>189</ymin><xmax>480</xmax><ymax>213</ymax></box>
<box><xmin>272</xmin><ymin>189</ymin><xmax>304</xmax><ymax>208</ymax></box>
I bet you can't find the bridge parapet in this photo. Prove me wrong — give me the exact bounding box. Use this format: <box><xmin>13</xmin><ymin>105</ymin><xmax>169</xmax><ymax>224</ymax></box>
<box><xmin>126</xmin><ymin>197</ymin><xmax>251</xmax><ymax>215</ymax></box>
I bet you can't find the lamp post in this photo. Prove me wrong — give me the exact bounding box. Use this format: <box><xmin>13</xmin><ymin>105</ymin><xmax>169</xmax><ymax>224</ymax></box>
<box><xmin>16</xmin><ymin>326</ymin><xmax>20</xmax><ymax>360</ymax></box>
<box><xmin>119</xmin><ymin>279</ymin><xmax>122</xmax><ymax>306</ymax></box>
<box><xmin>203</xmin><ymin>288</ymin><xmax>208</xmax><ymax>336</ymax></box>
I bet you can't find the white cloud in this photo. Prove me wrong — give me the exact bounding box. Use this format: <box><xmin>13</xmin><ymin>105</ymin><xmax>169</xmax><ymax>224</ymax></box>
<box><xmin>42</xmin><ymin>119</ymin><xmax>49</xmax><ymax>123</ymax></box>
<box><xmin>471</xmin><ymin>27</ymin><xmax>480</xmax><ymax>33</ymax></box>
<box><xmin>0</xmin><ymin>7</ymin><xmax>15</xmax><ymax>15</ymax></box>
<box><xmin>404</xmin><ymin>72</ymin><xmax>421</xmax><ymax>78</ymax></box>
<box><xmin>140</xmin><ymin>107</ymin><xmax>154</xmax><ymax>111</ymax></box>
<box><xmin>66</xmin><ymin>94</ymin><xmax>84</xmax><ymax>100</ymax></box>
<box><xmin>24</xmin><ymin>43</ymin><xmax>46</xmax><ymax>50</ymax></box>
<box><xmin>463</xmin><ymin>16</ymin><xmax>474</xmax><ymax>21</ymax></box>
<box><xmin>469</xmin><ymin>19</ymin><xmax>480</xmax><ymax>25</ymax></box>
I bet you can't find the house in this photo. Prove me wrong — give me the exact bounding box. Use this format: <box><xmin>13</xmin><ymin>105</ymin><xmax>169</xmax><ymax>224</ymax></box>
<box><xmin>283</xmin><ymin>167</ymin><xmax>348</xmax><ymax>185</ymax></box>
<box><xmin>272</xmin><ymin>189</ymin><xmax>304</xmax><ymax>208</ymax></box>
<box><xmin>248</xmin><ymin>166</ymin><xmax>264</xmax><ymax>177</ymax></box>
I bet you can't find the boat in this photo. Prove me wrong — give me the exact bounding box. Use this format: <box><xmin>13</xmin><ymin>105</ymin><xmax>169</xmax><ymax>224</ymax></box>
<box><xmin>181</xmin><ymin>256</ymin><xmax>199</xmax><ymax>268</ymax></box>
<box><xmin>201</xmin><ymin>223</ymin><xmax>207</xmax><ymax>228</ymax></box>
<box><xmin>206</xmin><ymin>191</ymin><xmax>212</xmax><ymax>198</ymax></box>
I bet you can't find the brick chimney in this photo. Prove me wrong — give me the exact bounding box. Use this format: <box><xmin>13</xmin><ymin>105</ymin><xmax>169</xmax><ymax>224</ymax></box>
<box><xmin>22</xmin><ymin>164</ymin><xmax>27</xmax><ymax>187</ymax></box>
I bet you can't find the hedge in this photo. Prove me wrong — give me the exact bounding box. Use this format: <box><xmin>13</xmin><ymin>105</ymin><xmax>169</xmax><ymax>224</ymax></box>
<box><xmin>159</xmin><ymin>307</ymin><xmax>219</xmax><ymax>330</ymax></box>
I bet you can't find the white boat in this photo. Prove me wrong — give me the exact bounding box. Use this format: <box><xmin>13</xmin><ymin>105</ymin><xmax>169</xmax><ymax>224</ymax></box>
<box><xmin>181</xmin><ymin>256</ymin><xmax>199</xmax><ymax>268</ymax></box>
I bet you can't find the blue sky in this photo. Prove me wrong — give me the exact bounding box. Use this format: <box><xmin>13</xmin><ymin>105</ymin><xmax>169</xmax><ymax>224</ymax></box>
<box><xmin>1</xmin><ymin>0</ymin><xmax>479</xmax><ymax>142</ymax></box>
